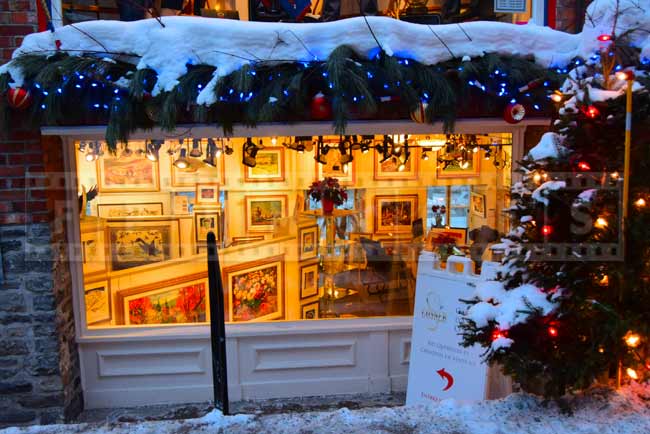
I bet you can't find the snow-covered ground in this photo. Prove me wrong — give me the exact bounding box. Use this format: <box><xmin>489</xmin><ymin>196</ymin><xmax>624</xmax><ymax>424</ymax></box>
<box><xmin>2</xmin><ymin>383</ymin><xmax>649</xmax><ymax>434</ymax></box>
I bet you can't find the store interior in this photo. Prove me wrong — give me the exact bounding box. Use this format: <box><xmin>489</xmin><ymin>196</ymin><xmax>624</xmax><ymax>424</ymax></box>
<box><xmin>75</xmin><ymin>133</ymin><xmax>512</xmax><ymax>328</ymax></box>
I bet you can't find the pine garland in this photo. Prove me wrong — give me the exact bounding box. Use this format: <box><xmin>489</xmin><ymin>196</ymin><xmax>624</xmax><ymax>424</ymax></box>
<box><xmin>0</xmin><ymin>47</ymin><xmax>562</xmax><ymax>150</ymax></box>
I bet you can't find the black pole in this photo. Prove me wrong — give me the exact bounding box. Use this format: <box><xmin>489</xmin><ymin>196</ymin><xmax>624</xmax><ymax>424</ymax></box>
<box><xmin>207</xmin><ymin>231</ymin><xmax>229</xmax><ymax>415</ymax></box>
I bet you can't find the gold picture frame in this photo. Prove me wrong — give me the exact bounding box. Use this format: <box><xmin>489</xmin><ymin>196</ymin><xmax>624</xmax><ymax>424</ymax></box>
<box><xmin>373</xmin><ymin>148</ymin><xmax>419</xmax><ymax>180</ymax></box>
<box><xmin>194</xmin><ymin>210</ymin><xmax>221</xmax><ymax>247</ymax></box>
<box><xmin>97</xmin><ymin>155</ymin><xmax>160</xmax><ymax>193</ymax></box>
<box><xmin>195</xmin><ymin>183</ymin><xmax>220</xmax><ymax>206</ymax></box>
<box><xmin>96</xmin><ymin>202</ymin><xmax>163</xmax><ymax>218</ymax></box>
<box><xmin>230</xmin><ymin>235</ymin><xmax>265</xmax><ymax>246</ymax></box>
<box><xmin>300</xmin><ymin>261</ymin><xmax>320</xmax><ymax>300</ymax></box>
<box><xmin>374</xmin><ymin>194</ymin><xmax>419</xmax><ymax>234</ymax></box>
<box><xmin>436</xmin><ymin>151</ymin><xmax>481</xmax><ymax>178</ymax></box>
<box><xmin>80</xmin><ymin>227</ymin><xmax>108</xmax><ymax>277</ymax></box>
<box><xmin>84</xmin><ymin>279</ymin><xmax>111</xmax><ymax>325</ymax></box>
<box><xmin>223</xmin><ymin>255</ymin><xmax>285</xmax><ymax>322</ymax></box>
<box><xmin>301</xmin><ymin>301</ymin><xmax>319</xmax><ymax>319</ymax></box>
<box><xmin>244</xmin><ymin>147</ymin><xmax>285</xmax><ymax>182</ymax></box>
<box><xmin>116</xmin><ymin>272</ymin><xmax>209</xmax><ymax>325</ymax></box>
<box><xmin>298</xmin><ymin>224</ymin><xmax>319</xmax><ymax>261</ymax></box>
<box><xmin>245</xmin><ymin>195</ymin><xmax>288</xmax><ymax>233</ymax></box>
<box><xmin>106</xmin><ymin>217</ymin><xmax>181</xmax><ymax>271</ymax></box>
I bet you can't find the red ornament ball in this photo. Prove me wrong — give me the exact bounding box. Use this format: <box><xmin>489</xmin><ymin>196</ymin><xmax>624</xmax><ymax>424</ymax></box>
<box><xmin>503</xmin><ymin>102</ymin><xmax>526</xmax><ymax>124</ymax></box>
<box><xmin>310</xmin><ymin>92</ymin><xmax>331</xmax><ymax>120</ymax></box>
<box><xmin>410</xmin><ymin>101</ymin><xmax>428</xmax><ymax>123</ymax></box>
<box><xmin>6</xmin><ymin>87</ymin><xmax>33</xmax><ymax>110</ymax></box>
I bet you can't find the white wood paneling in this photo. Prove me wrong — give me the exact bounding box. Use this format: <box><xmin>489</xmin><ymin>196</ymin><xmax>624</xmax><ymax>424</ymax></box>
<box><xmin>97</xmin><ymin>347</ymin><xmax>207</xmax><ymax>377</ymax></box>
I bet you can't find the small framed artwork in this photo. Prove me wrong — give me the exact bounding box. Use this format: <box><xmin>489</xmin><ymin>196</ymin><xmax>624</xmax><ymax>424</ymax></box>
<box><xmin>301</xmin><ymin>301</ymin><xmax>319</xmax><ymax>320</ymax></box>
<box><xmin>97</xmin><ymin>202</ymin><xmax>163</xmax><ymax>218</ymax></box>
<box><xmin>230</xmin><ymin>235</ymin><xmax>265</xmax><ymax>246</ymax></box>
<box><xmin>436</xmin><ymin>152</ymin><xmax>480</xmax><ymax>178</ymax></box>
<box><xmin>300</xmin><ymin>261</ymin><xmax>319</xmax><ymax>300</ymax></box>
<box><xmin>117</xmin><ymin>272</ymin><xmax>209</xmax><ymax>325</ymax></box>
<box><xmin>315</xmin><ymin>146</ymin><xmax>355</xmax><ymax>186</ymax></box>
<box><xmin>244</xmin><ymin>147</ymin><xmax>285</xmax><ymax>182</ymax></box>
<box><xmin>171</xmin><ymin>157</ymin><xmax>224</xmax><ymax>187</ymax></box>
<box><xmin>80</xmin><ymin>229</ymin><xmax>107</xmax><ymax>276</ymax></box>
<box><xmin>374</xmin><ymin>194</ymin><xmax>419</xmax><ymax>234</ymax></box>
<box><xmin>173</xmin><ymin>191</ymin><xmax>195</xmax><ymax>214</ymax></box>
<box><xmin>224</xmin><ymin>255</ymin><xmax>284</xmax><ymax>322</ymax></box>
<box><xmin>97</xmin><ymin>155</ymin><xmax>160</xmax><ymax>192</ymax></box>
<box><xmin>106</xmin><ymin>218</ymin><xmax>181</xmax><ymax>271</ymax></box>
<box><xmin>349</xmin><ymin>232</ymin><xmax>373</xmax><ymax>242</ymax></box>
<box><xmin>195</xmin><ymin>183</ymin><xmax>220</xmax><ymax>206</ymax></box>
<box><xmin>373</xmin><ymin>149</ymin><xmax>419</xmax><ymax>180</ymax></box>
<box><xmin>298</xmin><ymin>224</ymin><xmax>319</xmax><ymax>261</ymax></box>
<box><xmin>470</xmin><ymin>192</ymin><xmax>486</xmax><ymax>217</ymax></box>
<box><xmin>84</xmin><ymin>280</ymin><xmax>111</xmax><ymax>325</ymax></box>
<box><xmin>194</xmin><ymin>210</ymin><xmax>221</xmax><ymax>247</ymax></box>
<box><xmin>245</xmin><ymin>195</ymin><xmax>288</xmax><ymax>232</ymax></box>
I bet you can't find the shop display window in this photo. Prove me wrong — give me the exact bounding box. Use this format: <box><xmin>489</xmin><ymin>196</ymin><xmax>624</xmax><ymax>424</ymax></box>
<box><xmin>73</xmin><ymin>133</ymin><xmax>512</xmax><ymax>329</ymax></box>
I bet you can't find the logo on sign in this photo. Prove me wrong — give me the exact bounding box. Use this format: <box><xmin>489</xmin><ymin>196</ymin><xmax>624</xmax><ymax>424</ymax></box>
<box><xmin>421</xmin><ymin>291</ymin><xmax>447</xmax><ymax>332</ymax></box>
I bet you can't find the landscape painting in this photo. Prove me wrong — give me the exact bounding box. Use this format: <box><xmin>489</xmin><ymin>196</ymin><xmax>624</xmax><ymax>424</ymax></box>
<box><xmin>245</xmin><ymin>195</ymin><xmax>287</xmax><ymax>232</ymax></box>
<box><xmin>108</xmin><ymin>220</ymin><xmax>179</xmax><ymax>271</ymax></box>
<box><xmin>98</xmin><ymin>156</ymin><xmax>159</xmax><ymax>192</ymax></box>
<box><xmin>245</xmin><ymin>147</ymin><xmax>285</xmax><ymax>182</ymax></box>
<box><xmin>124</xmin><ymin>279</ymin><xmax>208</xmax><ymax>325</ymax></box>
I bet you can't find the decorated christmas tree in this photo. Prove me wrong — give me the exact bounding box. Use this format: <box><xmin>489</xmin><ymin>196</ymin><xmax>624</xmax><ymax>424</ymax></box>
<box><xmin>461</xmin><ymin>0</ymin><xmax>650</xmax><ymax>400</ymax></box>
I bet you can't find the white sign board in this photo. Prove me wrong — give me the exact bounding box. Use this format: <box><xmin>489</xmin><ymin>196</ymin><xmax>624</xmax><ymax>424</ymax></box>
<box><xmin>406</xmin><ymin>253</ymin><xmax>488</xmax><ymax>405</ymax></box>
<box><xmin>494</xmin><ymin>0</ymin><xmax>527</xmax><ymax>13</ymax></box>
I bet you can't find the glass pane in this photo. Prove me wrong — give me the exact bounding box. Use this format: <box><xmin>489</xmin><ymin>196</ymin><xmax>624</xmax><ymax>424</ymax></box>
<box><xmin>74</xmin><ymin>134</ymin><xmax>513</xmax><ymax>329</ymax></box>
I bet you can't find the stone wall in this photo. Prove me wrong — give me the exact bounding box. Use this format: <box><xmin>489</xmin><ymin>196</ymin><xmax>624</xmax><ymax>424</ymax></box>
<box><xmin>0</xmin><ymin>130</ymin><xmax>83</xmax><ymax>426</ymax></box>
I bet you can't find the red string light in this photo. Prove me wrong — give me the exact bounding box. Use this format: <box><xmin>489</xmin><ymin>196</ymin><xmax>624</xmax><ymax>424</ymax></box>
<box><xmin>548</xmin><ymin>326</ymin><xmax>558</xmax><ymax>337</ymax></box>
<box><xmin>597</xmin><ymin>34</ymin><xmax>613</xmax><ymax>42</ymax></box>
<box><xmin>492</xmin><ymin>329</ymin><xmax>507</xmax><ymax>341</ymax></box>
<box><xmin>582</xmin><ymin>105</ymin><xmax>600</xmax><ymax>118</ymax></box>
<box><xmin>542</xmin><ymin>225</ymin><xmax>553</xmax><ymax>236</ymax></box>
<box><xmin>578</xmin><ymin>161</ymin><xmax>591</xmax><ymax>171</ymax></box>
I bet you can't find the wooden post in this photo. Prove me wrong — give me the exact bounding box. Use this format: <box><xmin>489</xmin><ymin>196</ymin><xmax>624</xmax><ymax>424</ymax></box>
<box><xmin>207</xmin><ymin>231</ymin><xmax>229</xmax><ymax>414</ymax></box>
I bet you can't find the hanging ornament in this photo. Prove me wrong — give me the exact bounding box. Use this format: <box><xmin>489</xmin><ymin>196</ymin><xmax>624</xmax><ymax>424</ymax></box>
<box><xmin>503</xmin><ymin>102</ymin><xmax>526</xmax><ymax>124</ymax></box>
<box><xmin>310</xmin><ymin>92</ymin><xmax>331</xmax><ymax>120</ymax></box>
<box><xmin>6</xmin><ymin>87</ymin><xmax>33</xmax><ymax>110</ymax></box>
<box><xmin>581</xmin><ymin>105</ymin><xmax>600</xmax><ymax>118</ymax></box>
<box><xmin>410</xmin><ymin>101</ymin><xmax>428</xmax><ymax>123</ymax></box>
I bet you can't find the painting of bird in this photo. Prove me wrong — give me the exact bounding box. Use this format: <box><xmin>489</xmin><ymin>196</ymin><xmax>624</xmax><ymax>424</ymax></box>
<box><xmin>135</xmin><ymin>237</ymin><xmax>162</xmax><ymax>257</ymax></box>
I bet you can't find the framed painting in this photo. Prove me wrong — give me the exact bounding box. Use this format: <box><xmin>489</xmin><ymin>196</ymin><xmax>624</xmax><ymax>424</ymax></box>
<box><xmin>298</xmin><ymin>224</ymin><xmax>319</xmax><ymax>261</ymax></box>
<box><xmin>171</xmin><ymin>157</ymin><xmax>224</xmax><ymax>187</ymax></box>
<box><xmin>300</xmin><ymin>261</ymin><xmax>319</xmax><ymax>300</ymax></box>
<box><xmin>80</xmin><ymin>229</ymin><xmax>107</xmax><ymax>276</ymax></box>
<box><xmin>172</xmin><ymin>191</ymin><xmax>195</xmax><ymax>214</ymax></box>
<box><xmin>349</xmin><ymin>232</ymin><xmax>373</xmax><ymax>242</ymax></box>
<box><xmin>107</xmin><ymin>218</ymin><xmax>180</xmax><ymax>271</ymax></box>
<box><xmin>373</xmin><ymin>149</ymin><xmax>419</xmax><ymax>180</ymax></box>
<box><xmin>301</xmin><ymin>301</ymin><xmax>319</xmax><ymax>320</ymax></box>
<box><xmin>470</xmin><ymin>191</ymin><xmax>486</xmax><ymax>217</ymax></box>
<box><xmin>245</xmin><ymin>195</ymin><xmax>288</xmax><ymax>232</ymax></box>
<box><xmin>194</xmin><ymin>210</ymin><xmax>221</xmax><ymax>247</ymax></box>
<box><xmin>96</xmin><ymin>202</ymin><xmax>163</xmax><ymax>218</ymax></box>
<box><xmin>224</xmin><ymin>255</ymin><xmax>284</xmax><ymax>322</ymax></box>
<box><xmin>84</xmin><ymin>280</ymin><xmax>111</xmax><ymax>325</ymax></box>
<box><xmin>97</xmin><ymin>155</ymin><xmax>159</xmax><ymax>192</ymax></box>
<box><xmin>117</xmin><ymin>272</ymin><xmax>209</xmax><ymax>325</ymax></box>
<box><xmin>374</xmin><ymin>194</ymin><xmax>419</xmax><ymax>234</ymax></box>
<box><xmin>245</xmin><ymin>147</ymin><xmax>285</xmax><ymax>182</ymax></box>
<box><xmin>436</xmin><ymin>152</ymin><xmax>480</xmax><ymax>178</ymax></box>
<box><xmin>315</xmin><ymin>147</ymin><xmax>355</xmax><ymax>185</ymax></box>
<box><xmin>230</xmin><ymin>235</ymin><xmax>265</xmax><ymax>246</ymax></box>
<box><xmin>195</xmin><ymin>183</ymin><xmax>220</xmax><ymax>206</ymax></box>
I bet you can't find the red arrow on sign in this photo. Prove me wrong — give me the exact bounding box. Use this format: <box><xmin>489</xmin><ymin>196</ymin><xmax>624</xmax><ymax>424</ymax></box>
<box><xmin>436</xmin><ymin>368</ymin><xmax>454</xmax><ymax>391</ymax></box>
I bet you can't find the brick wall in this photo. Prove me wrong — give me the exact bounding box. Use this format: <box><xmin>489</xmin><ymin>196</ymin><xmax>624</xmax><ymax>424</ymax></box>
<box><xmin>0</xmin><ymin>0</ymin><xmax>38</xmax><ymax>63</ymax></box>
<box><xmin>0</xmin><ymin>126</ymin><xmax>83</xmax><ymax>426</ymax></box>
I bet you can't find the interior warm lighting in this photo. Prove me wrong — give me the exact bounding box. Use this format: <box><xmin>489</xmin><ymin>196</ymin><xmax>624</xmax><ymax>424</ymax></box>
<box><xmin>146</xmin><ymin>140</ymin><xmax>162</xmax><ymax>162</ymax></box>
<box><xmin>271</xmin><ymin>137</ymin><xmax>277</xmax><ymax>145</ymax></box>
<box><xmin>189</xmin><ymin>138</ymin><xmax>203</xmax><ymax>158</ymax></box>
<box><xmin>418</xmin><ymin>137</ymin><xmax>446</xmax><ymax>151</ymax></box>
<box><xmin>634</xmin><ymin>198</ymin><xmax>646</xmax><ymax>208</ymax></box>
<box><xmin>173</xmin><ymin>148</ymin><xmax>189</xmax><ymax>169</ymax></box>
